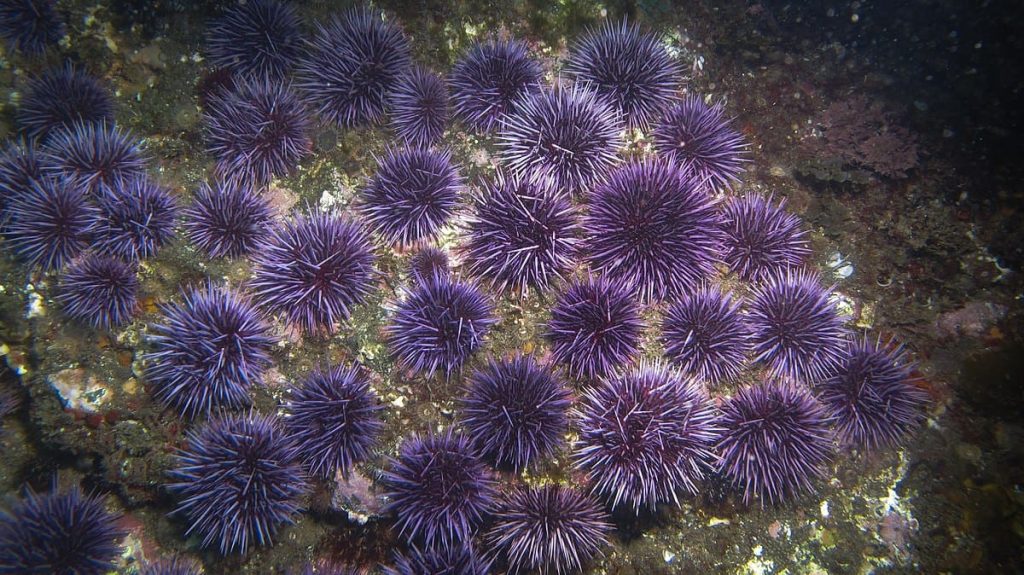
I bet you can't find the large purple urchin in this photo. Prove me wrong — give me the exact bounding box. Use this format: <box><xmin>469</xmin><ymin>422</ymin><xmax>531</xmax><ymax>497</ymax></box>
<box><xmin>384</xmin><ymin>544</ymin><xmax>492</xmax><ymax>575</ymax></box>
<box><xmin>296</xmin><ymin>8</ymin><xmax>411</xmax><ymax>128</ymax></box>
<box><xmin>0</xmin><ymin>0</ymin><xmax>65</xmax><ymax>55</ymax></box>
<box><xmin>40</xmin><ymin>122</ymin><xmax>148</xmax><ymax>194</ymax></box>
<box><xmin>382</xmin><ymin>429</ymin><xmax>498</xmax><ymax>549</ymax></box>
<box><xmin>408</xmin><ymin>246</ymin><xmax>450</xmax><ymax>284</ymax></box>
<box><xmin>0</xmin><ymin>139</ymin><xmax>42</xmax><ymax>214</ymax></box>
<box><xmin>16</xmin><ymin>65</ymin><xmax>113</xmax><ymax>141</ymax></box>
<box><xmin>585</xmin><ymin>158</ymin><xmax>724</xmax><ymax>302</ymax></box>
<box><xmin>251</xmin><ymin>210</ymin><xmax>376</xmax><ymax>334</ymax></box>
<box><xmin>0</xmin><ymin>482</ymin><xmax>125</xmax><ymax>575</ymax></box>
<box><xmin>720</xmin><ymin>193</ymin><xmax>810</xmax><ymax>283</ymax></box>
<box><xmin>205</xmin><ymin>0</ymin><xmax>302</xmax><ymax>82</ymax></box>
<box><xmin>653</xmin><ymin>95</ymin><xmax>750</xmax><ymax>192</ymax></box>
<box><xmin>463</xmin><ymin>172</ymin><xmax>579</xmax><ymax>297</ymax></box>
<box><xmin>360</xmin><ymin>146</ymin><xmax>462</xmax><ymax>247</ymax></box>
<box><xmin>564</xmin><ymin>19</ymin><xmax>682</xmax><ymax>131</ymax></box>
<box><xmin>499</xmin><ymin>83</ymin><xmax>623</xmax><ymax>194</ymax></box>
<box><xmin>140</xmin><ymin>557</ymin><xmax>203</xmax><ymax>575</ymax></box>
<box><xmin>746</xmin><ymin>269</ymin><xmax>849</xmax><ymax>384</ymax></box>
<box><xmin>460</xmin><ymin>354</ymin><xmax>572</xmax><ymax>472</ymax></box>
<box><xmin>284</xmin><ymin>364</ymin><xmax>385</xmax><ymax>479</ymax></box>
<box><xmin>204</xmin><ymin>79</ymin><xmax>312</xmax><ymax>185</ymax></box>
<box><xmin>93</xmin><ymin>177</ymin><xmax>178</xmax><ymax>262</ymax></box>
<box><xmin>488</xmin><ymin>485</ymin><xmax>612</xmax><ymax>575</ymax></box>
<box><xmin>3</xmin><ymin>176</ymin><xmax>97</xmax><ymax>270</ymax></box>
<box><xmin>574</xmin><ymin>364</ymin><xmax>720</xmax><ymax>511</ymax></box>
<box><xmin>661</xmin><ymin>287</ymin><xmax>751</xmax><ymax>386</ymax></box>
<box><xmin>816</xmin><ymin>336</ymin><xmax>929</xmax><ymax>450</ymax></box>
<box><xmin>449</xmin><ymin>37</ymin><xmax>543</xmax><ymax>134</ymax></box>
<box><xmin>716</xmin><ymin>380</ymin><xmax>833</xmax><ymax>506</ymax></box>
<box><xmin>168</xmin><ymin>411</ymin><xmax>307</xmax><ymax>555</ymax></box>
<box><xmin>390</xmin><ymin>66</ymin><xmax>449</xmax><ymax>148</ymax></box>
<box><xmin>145</xmin><ymin>284</ymin><xmax>275</xmax><ymax>418</ymax></box>
<box><xmin>546</xmin><ymin>275</ymin><xmax>643</xmax><ymax>382</ymax></box>
<box><xmin>58</xmin><ymin>253</ymin><xmax>139</xmax><ymax>329</ymax></box>
<box><xmin>183</xmin><ymin>179</ymin><xmax>274</xmax><ymax>259</ymax></box>
<box><xmin>386</xmin><ymin>275</ymin><xmax>496</xmax><ymax>379</ymax></box>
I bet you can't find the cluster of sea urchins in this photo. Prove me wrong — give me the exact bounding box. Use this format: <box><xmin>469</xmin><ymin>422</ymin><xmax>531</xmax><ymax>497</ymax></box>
<box><xmin>0</xmin><ymin>3</ymin><xmax>932</xmax><ymax>575</ymax></box>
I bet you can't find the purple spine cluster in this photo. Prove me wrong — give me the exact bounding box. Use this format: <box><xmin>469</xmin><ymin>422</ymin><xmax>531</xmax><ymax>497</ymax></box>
<box><xmin>58</xmin><ymin>254</ymin><xmax>139</xmax><ymax>329</ymax></box>
<box><xmin>205</xmin><ymin>0</ymin><xmax>302</xmax><ymax>81</ymax></box>
<box><xmin>390</xmin><ymin>66</ymin><xmax>449</xmax><ymax>148</ymax></box>
<box><xmin>3</xmin><ymin>176</ymin><xmax>97</xmax><ymax>270</ymax></box>
<box><xmin>40</xmin><ymin>122</ymin><xmax>148</xmax><ymax>194</ymax></box>
<box><xmin>720</xmin><ymin>193</ymin><xmax>810</xmax><ymax>283</ymax></box>
<box><xmin>449</xmin><ymin>38</ymin><xmax>543</xmax><ymax>133</ymax></box>
<box><xmin>16</xmin><ymin>65</ymin><xmax>112</xmax><ymax>140</ymax></box>
<box><xmin>183</xmin><ymin>179</ymin><xmax>274</xmax><ymax>259</ymax></box>
<box><xmin>93</xmin><ymin>177</ymin><xmax>178</xmax><ymax>262</ymax></box>
<box><xmin>653</xmin><ymin>95</ymin><xmax>749</xmax><ymax>191</ymax></box>
<box><xmin>661</xmin><ymin>287</ymin><xmax>751</xmax><ymax>386</ymax></box>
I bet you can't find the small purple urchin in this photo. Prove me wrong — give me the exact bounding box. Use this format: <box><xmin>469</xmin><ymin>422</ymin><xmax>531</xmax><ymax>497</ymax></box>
<box><xmin>16</xmin><ymin>65</ymin><xmax>113</xmax><ymax>141</ymax></box>
<box><xmin>585</xmin><ymin>158</ymin><xmax>724</xmax><ymax>301</ymax></box>
<box><xmin>204</xmin><ymin>79</ymin><xmax>312</xmax><ymax>185</ymax></box>
<box><xmin>746</xmin><ymin>269</ymin><xmax>849</xmax><ymax>384</ymax></box>
<box><xmin>574</xmin><ymin>364</ymin><xmax>721</xmax><ymax>511</ymax></box>
<box><xmin>816</xmin><ymin>336</ymin><xmax>929</xmax><ymax>450</ymax></box>
<box><xmin>145</xmin><ymin>284</ymin><xmax>275</xmax><ymax>418</ymax></box>
<box><xmin>661</xmin><ymin>287</ymin><xmax>751</xmax><ymax>386</ymax></box>
<box><xmin>386</xmin><ymin>275</ymin><xmax>496</xmax><ymax>379</ymax></box>
<box><xmin>390</xmin><ymin>66</ymin><xmax>449</xmax><ymax>148</ymax></box>
<box><xmin>408</xmin><ymin>246</ymin><xmax>449</xmax><ymax>284</ymax></box>
<box><xmin>499</xmin><ymin>83</ymin><xmax>623</xmax><ymax>194</ymax></box>
<box><xmin>488</xmin><ymin>485</ymin><xmax>612</xmax><ymax>575</ymax></box>
<box><xmin>463</xmin><ymin>172</ymin><xmax>579</xmax><ymax>297</ymax></box>
<box><xmin>653</xmin><ymin>95</ymin><xmax>750</xmax><ymax>192</ymax></box>
<box><xmin>546</xmin><ymin>275</ymin><xmax>643</xmax><ymax>381</ymax></box>
<box><xmin>564</xmin><ymin>19</ymin><xmax>682</xmax><ymax>131</ymax></box>
<box><xmin>460</xmin><ymin>355</ymin><xmax>572</xmax><ymax>471</ymax></box>
<box><xmin>360</xmin><ymin>146</ymin><xmax>462</xmax><ymax>247</ymax></box>
<box><xmin>720</xmin><ymin>193</ymin><xmax>810</xmax><ymax>283</ymax></box>
<box><xmin>140</xmin><ymin>557</ymin><xmax>203</xmax><ymax>575</ymax></box>
<box><xmin>183</xmin><ymin>179</ymin><xmax>274</xmax><ymax>259</ymax></box>
<box><xmin>449</xmin><ymin>37</ymin><xmax>543</xmax><ymax>133</ymax></box>
<box><xmin>716</xmin><ymin>380</ymin><xmax>833</xmax><ymax>506</ymax></box>
<box><xmin>0</xmin><ymin>0</ymin><xmax>65</xmax><ymax>55</ymax></box>
<box><xmin>0</xmin><ymin>482</ymin><xmax>125</xmax><ymax>575</ymax></box>
<box><xmin>0</xmin><ymin>139</ymin><xmax>43</xmax><ymax>225</ymax></box>
<box><xmin>58</xmin><ymin>253</ymin><xmax>139</xmax><ymax>329</ymax></box>
<box><xmin>3</xmin><ymin>176</ymin><xmax>97</xmax><ymax>270</ymax></box>
<box><xmin>296</xmin><ymin>8</ymin><xmax>411</xmax><ymax>128</ymax></box>
<box><xmin>93</xmin><ymin>177</ymin><xmax>178</xmax><ymax>262</ymax></box>
<box><xmin>251</xmin><ymin>210</ymin><xmax>376</xmax><ymax>334</ymax></box>
<box><xmin>284</xmin><ymin>364</ymin><xmax>385</xmax><ymax>479</ymax></box>
<box><xmin>385</xmin><ymin>544</ymin><xmax>492</xmax><ymax>575</ymax></box>
<box><xmin>40</xmin><ymin>122</ymin><xmax>148</xmax><ymax>194</ymax></box>
<box><xmin>168</xmin><ymin>412</ymin><xmax>307</xmax><ymax>555</ymax></box>
<box><xmin>205</xmin><ymin>0</ymin><xmax>302</xmax><ymax>81</ymax></box>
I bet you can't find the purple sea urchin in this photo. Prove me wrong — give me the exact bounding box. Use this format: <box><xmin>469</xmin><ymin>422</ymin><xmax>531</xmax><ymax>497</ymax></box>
<box><xmin>4</xmin><ymin>177</ymin><xmax>97</xmax><ymax>270</ymax></box>
<box><xmin>574</xmin><ymin>364</ymin><xmax>720</xmax><ymax>511</ymax></box>
<box><xmin>0</xmin><ymin>0</ymin><xmax>65</xmax><ymax>55</ymax></box>
<box><xmin>564</xmin><ymin>19</ymin><xmax>682</xmax><ymax>130</ymax></box>
<box><xmin>382</xmin><ymin>429</ymin><xmax>497</xmax><ymax>549</ymax></box>
<box><xmin>296</xmin><ymin>8</ymin><xmax>411</xmax><ymax>128</ymax></box>
<box><xmin>488</xmin><ymin>485</ymin><xmax>611</xmax><ymax>575</ymax></box>
<box><xmin>0</xmin><ymin>139</ymin><xmax>43</xmax><ymax>223</ymax></box>
<box><xmin>463</xmin><ymin>172</ymin><xmax>579</xmax><ymax>296</ymax></box>
<box><xmin>0</xmin><ymin>483</ymin><xmax>125</xmax><ymax>575</ymax></box>
<box><xmin>145</xmin><ymin>284</ymin><xmax>275</xmax><ymax>417</ymax></box>
<box><xmin>204</xmin><ymin>79</ymin><xmax>312</xmax><ymax>185</ymax></box>
<box><xmin>449</xmin><ymin>38</ymin><xmax>543</xmax><ymax>133</ymax></box>
<box><xmin>251</xmin><ymin>210</ymin><xmax>376</xmax><ymax>334</ymax></box>
<box><xmin>183</xmin><ymin>179</ymin><xmax>274</xmax><ymax>259</ymax></box>
<box><xmin>360</xmin><ymin>146</ymin><xmax>462</xmax><ymax>247</ymax></box>
<box><xmin>408</xmin><ymin>246</ymin><xmax>449</xmax><ymax>283</ymax></box>
<box><xmin>720</xmin><ymin>193</ymin><xmax>810</xmax><ymax>283</ymax></box>
<box><xmin>284</xmin><ymin>364</ymin><xmax>384</xmax><ymax>479</ymax></box>
<box><xmin>816</xmin><ymin>337</ymin><xmax>929</xmax><ymax>449</ymax></box>
<box><xmin>140</xmin><ymin>557</ymin><xmax>203</xmax><ymax>575</ymax></box>
<box><xmin>205</xmin><ymin>0</ymin><xmax>302</xmax><ymax>81</ymax></box>
<box><xmin>746</xmin><ymin>269</ymin><xmax>848</xmax><ymax>383</ymax></box>
<box><xmin>384</xmin><ymin>544</ymin><xmax>492</xmax><ymax>575</ymax></box>
<box><xmin>16</xmin><ymin>66</ymin><xmax>113</xmax><ymax>141</ymax></box>
<box><xmin>585</xmin><ymin>158</ymin><xmax>724</xmax><ymax>301</ymax></box>
<box><xmin>661</xmin><ymin>287</ymin><xmax>750</xmax><ymax>386</ymax></box>
<box><xmin>460</xmin><ymin>355</ymin><xmax>572</xmax><ymax>471</ymax></box>
<box><xmin>40</xmin><ymin>122</ymin><xmax>148</xmax><ymax>194</ymax></box>
<box><xmin>499</xmin><ymin>83</ymin><xmax>622</xmax><ymax>194</ymax></box>
<box><xmin>168</xmin><ymin>411</ymin><xmax>307</xmax><ymax>554</ymax></box>
<box><xmin>652</xmin><ymin>95</ymin><xmax>749</xmax><ymax>191</ymax></box>
<box><xmin>58</xmin><ymin>254</ymin><xmax>138</xmax><ymax>329</ymax></box>
<box><xmin>716</xmin><ymin>380</ymin><xmax>832</xmax><ymax>506</ymax></box>
<box><xmin>546</xmin><ymin>275</ymin><xmax>643</xmax><ymax>381</ymax></box>
<box><xmin>390</xmin><ymin>66</ymin><xmax>449</xmax><ymax>148</ymax></box>
<box><xmin>386</xmin><ymin>275</ymin><xmax>495</xmax><ymax>378</ymax></box>
<box><xmin>93</xmin><ymin>177</ymin><xmax>178</xmax><ymax>262</ymax></box>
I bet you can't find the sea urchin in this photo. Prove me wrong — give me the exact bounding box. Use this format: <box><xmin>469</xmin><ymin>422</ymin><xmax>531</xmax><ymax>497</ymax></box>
<box><xmin>58</xmin><ymin>253</ymin><xmax>139</xmax><ymax>329</ymax></box>
<box><xmin>652</xmin><ymin>95</ymin><xmax>749</xmax><ymax>191</ymax></box>
<box><xmin>449</xmin><ymin>37</ymin><xmax>542</xmax><ymax>133</ymax></box>
<box><xmin>183</xmin><ymin>179</ymin><xmax>274</xmax><ymax>259</ymax></box>
<box><xmin>661</xmin><ymin>287</ymin><xmax>750</xmax><ymax>386</ymax></box>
